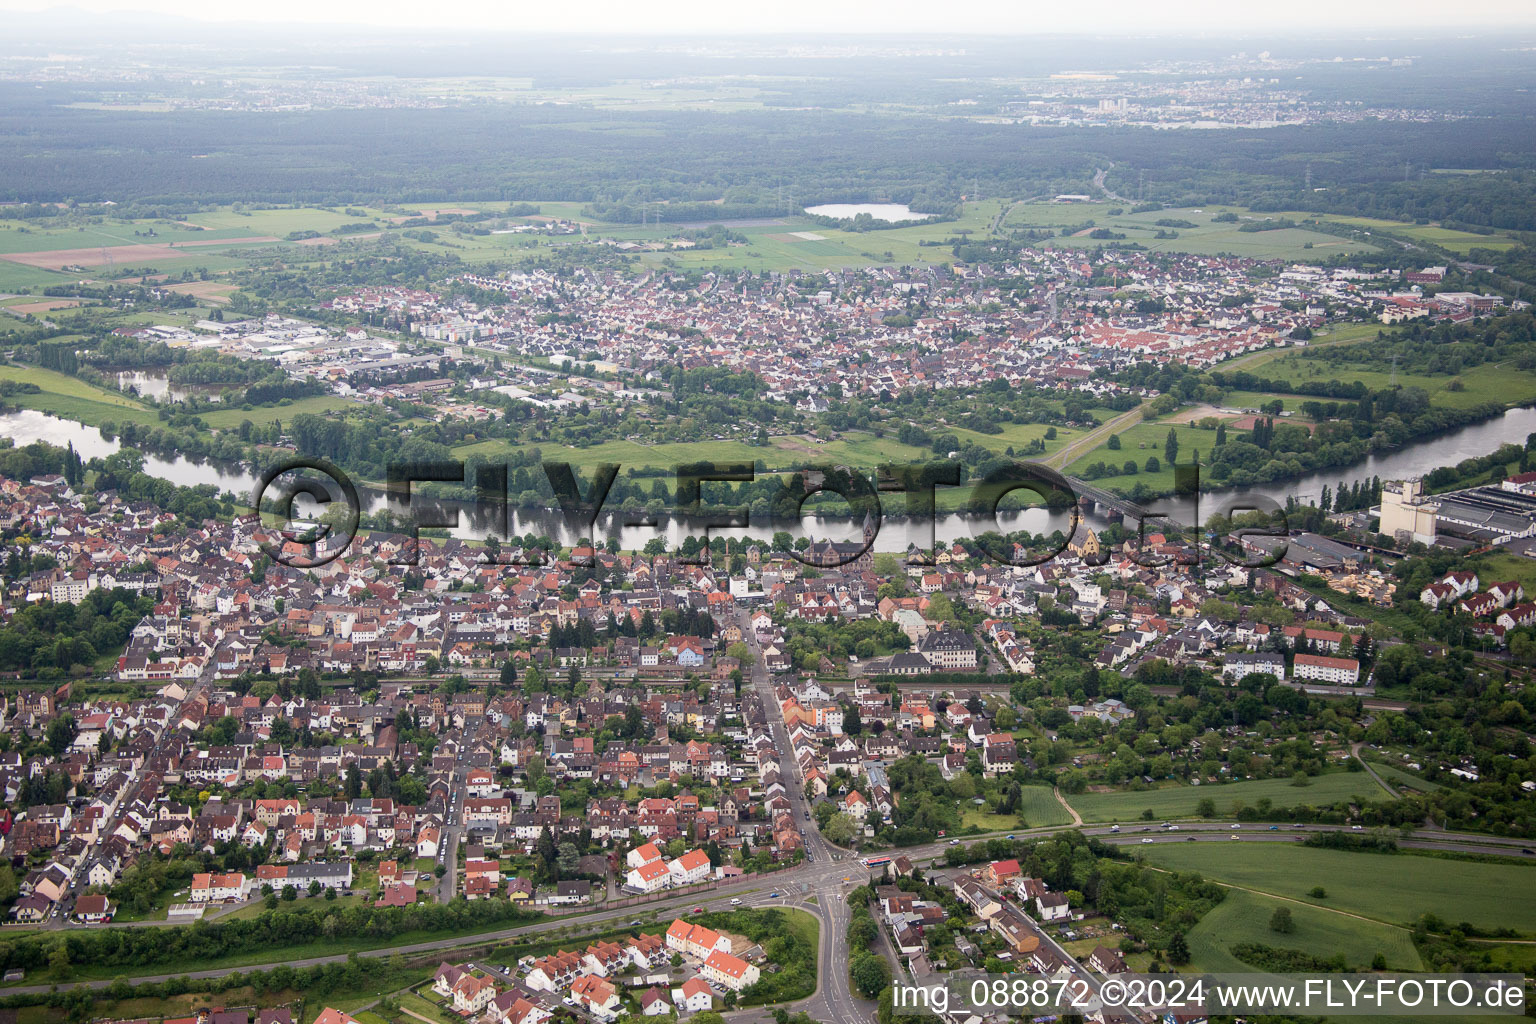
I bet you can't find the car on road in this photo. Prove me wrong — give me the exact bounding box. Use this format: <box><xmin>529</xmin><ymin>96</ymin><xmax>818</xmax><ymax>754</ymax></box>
<box><xmin>1141</xmin><ymin>838</ymin><xmax>1154</xmax><ymax>844</ymax></box>
<box><xmin>1351</xmin><ymin>825</ymin><xmax>1364</xmax><ymax>830</ymax></box>
<box><xmin>1230</xmin><ymin>834</ymin><xmax>1240</xmax><ymax>840</ymax></box>
<box><xmin>769</xmin><ymin>892</ymin><xmax>780</xmax><ymax>898</ymax></box>
<box><xmin>692</xmin><ymin>906</ymin><xmax>704</xmax><ymax>914</ymax></box>
<box><xmin>1168</xmin><ymin>824</ymin><xmax>1180</xmax><ymax>830</ymax></box>
<box><xmin>1229</xmin><ymin>823</ymin><xmax>1241</xmax><ymax>828</ymax></box>
<box><xmin>730</xmin><ymin>898</ymin><xmax>742</xmax><ymax>906</ymax></box>
<box><xmin>1006</xmin><ymin>834</ymin><xmax>1016</xmax><ymax>840</ymax></box>
<box><xmin>629</xmin><ymin>920</ymin><xmax>642</xmax><ymax>927</ymax></box>
<box><xmin>1109</xmin><ymin>825</ymin><xmax>1119</xmax><ymax>833</ymax></box>
<box><xmin>1268</xmin><ymin>825</ymin><xmax>1280</xmax><ymax>831</ymax></box>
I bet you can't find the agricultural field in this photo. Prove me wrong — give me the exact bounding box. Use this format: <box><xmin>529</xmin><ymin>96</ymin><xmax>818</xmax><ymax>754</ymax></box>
<box><xmin>1002</xmin><ymin>203</ymin><xmax>1381</xmax><ymax>261</ymax></box>
<box><xmin>1138</xmin><ymin>843</ymin><xmax>1536</xmax><ymax>933</ymax></box>
<box><xmin>1016</xmin><ymin>785</ymin><xmax>1075</xmax><ymax>828</ymax></box>
<box><xmin>1266</xmin><ymin>211</ymin><xmax>1522</xmax><ymax>254</ymax></box>
<box><xmin>1065</xmin><ymin>769</ymin><xmax>1392</xmax><ymax>822</ymax></box>
<box><xmin>1181</xmin><ymin>887</ymin><xmax>1423</xmax><ymax>973</ymax></box>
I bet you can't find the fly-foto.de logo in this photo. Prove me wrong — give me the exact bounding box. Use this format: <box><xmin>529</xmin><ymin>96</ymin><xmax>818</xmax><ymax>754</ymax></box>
<box><xmin>250</xmin><ymin>456</ymin><xmax>1289</xmax><ymax>571</ymax></box>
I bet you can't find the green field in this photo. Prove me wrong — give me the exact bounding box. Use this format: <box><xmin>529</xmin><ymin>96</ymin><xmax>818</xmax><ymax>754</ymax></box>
<box><xmin>0</xmin><ymin>361</ymin><xmax>163</xmax><ymax>428</ymax></box>
<box><xmin>1002</xmin><ymin>203</ymin><xmax>1381</xmax><ymax>260</ymax></box>
<box><xmin>1017</xmin><ymin>785</ymin><xmax>1075</xmax><ymax>828</ymax></box>
<box><xmin>198</xmin><ymin>394</ymin><xmax>371</xmax><ymax>430</ymax></box>
<box><xmin>1066</xmin><ymin>770</ymin><xmax>1391</xmax><ymax>822</ymax></box>
<box><xmin>1182</xmin><ymin>887</ymin><xmax>1424</xmax><ymax>973</ymax></box>
<box><xmin>1267</xmin><ymin>211</ymin><xmax>1521</xmax><ymax>254</ymax></box>
<box><xmin>1248</xmin><ymin>353</ymin><xmax>1536</xmax><ymax>412</ymax></box>
<box><xmin>1363</xmin><ymin>761</ymin><xmax>1442</xmax><ymax>793</ymax></box>
<box><xmin>1064</xmin><ymin>417</ymin><xmax>1224</xmax><ymax>494</ymax></box>
<box><xmin>1139</xmin><ymin>843</ymin><xmax>1536</xmax><ymax>932</ymax></box>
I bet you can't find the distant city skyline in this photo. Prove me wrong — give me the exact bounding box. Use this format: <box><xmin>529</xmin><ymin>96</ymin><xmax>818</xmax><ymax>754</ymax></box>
<box><xmin>3</xmin><ymin>0</ymin><xmax>1535</xmax><ymax>36</ymax></box>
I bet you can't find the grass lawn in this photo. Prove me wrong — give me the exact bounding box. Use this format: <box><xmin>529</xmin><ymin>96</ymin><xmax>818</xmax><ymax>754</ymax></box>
<box><xmin>0</xmin><ymin>361</ymin><xmax>162</xmax><ymax>428</ymax></box>
<box><xmin>1138</xmin><ymin>843</ymin><xmax>1536</xmax><ymax>933</ymax></box>
<box><xmin>1465</xmin><ymin>550</ymin><xmax>1536</xmax><ymax>601</ymax></box>
<box><xmin>1362</xmin><ymin>760</ymin><xmax>1442</xmax><ymax>793</ymax></box>
<box><xmin>1182</xmin><ymin>888</ymin><xmax>1423</xmax><ymax>973</ymax></box>
<box><xmin>962</xmin><ymin>808</ymin><xmax>1022</xmax><ymax>831</ymax></box>
<box><xmin>1064</xmin><ymin>418</ymin><xmax>1224</xmax><ymax>494</ymax></box>
<box><xmin>1065</xmin><ymin>769</ymin><xmax>1391</xmax><ymax>822</ymax></box>
<box><xmin>198</xmin><ymin>394</ymin><xmax>371</xmax><ymax>430</ymax></box>
<box><xmin>1250</xmin><ymin>353</ymin><xmax>1536</xmax><ymax>412</ymax></box>
<box><xmin>397</xmin><ymin>991</ymin><xmax>458</xmax><ymax>1024</ymax></box>
<box><xmin>452</xmin><ymin>436</ymin><xmax>769</xmax><ymax>473</ymax></box>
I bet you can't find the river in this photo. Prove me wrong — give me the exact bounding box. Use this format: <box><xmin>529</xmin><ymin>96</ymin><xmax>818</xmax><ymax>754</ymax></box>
<box><xmin>3</xmin><ymin>405</ymin><xmax>1531</xmax><ymax>551</ymax></box>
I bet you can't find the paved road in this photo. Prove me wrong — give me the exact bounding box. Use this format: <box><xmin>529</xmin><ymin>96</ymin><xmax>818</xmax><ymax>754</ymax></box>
<box><xmin>1093</xmin><ymin>164</ymin><xmax>1129</xmax><ymax>204</ymax></box>
<box><xmin>9</xmin><ymin>814</ymin><xmax>1527</xmax><ymax>996</ymax></box>
<box><xmin>737</xmin><ymin>607</ymin><xmax>875</xmax><ymax>1024</ymax></box>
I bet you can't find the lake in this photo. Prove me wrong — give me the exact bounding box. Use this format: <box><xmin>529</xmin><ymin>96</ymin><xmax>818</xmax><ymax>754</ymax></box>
<box><xmin>803</xmin><ymin>203</ymin><xmax>931</xmax><ymax>223</ymax></box>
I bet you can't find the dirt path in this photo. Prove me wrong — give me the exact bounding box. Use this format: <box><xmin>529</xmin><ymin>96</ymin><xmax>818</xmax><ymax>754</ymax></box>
<box><xmin>1046</xmin><ymin>401</ymin><xmax>1151</xmax><ymax>471</ymax></box>
<box><xmin>1054</xmin><ymin>786</ymin><xmax>1084</xmax><ymax>826</ymax></box>
<box><xmin>1352</xmin><ymin>742</ymin><xmax>1399</xmax><ymax>798</ymax></box>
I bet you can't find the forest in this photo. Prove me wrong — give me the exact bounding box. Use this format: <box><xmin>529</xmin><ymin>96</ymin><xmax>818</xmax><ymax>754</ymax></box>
<box><xmin>2</xmin><ymin>87</ymin><xmax>1534</xmax><ymax>234</ymax></box>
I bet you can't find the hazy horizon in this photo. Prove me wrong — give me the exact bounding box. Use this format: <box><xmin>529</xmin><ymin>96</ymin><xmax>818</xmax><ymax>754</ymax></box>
<box><xmin>3</xmin><ymin>0</ymin><xmax>1536</xmax><ymax>37</ymax></box>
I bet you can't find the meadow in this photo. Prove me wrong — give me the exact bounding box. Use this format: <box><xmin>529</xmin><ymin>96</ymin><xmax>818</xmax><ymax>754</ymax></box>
<box><xmin>1002</xmin><ymin>203</ymin><xmax>1382</xmax><ymax>261</ymax></box>
<box><xmin>0</xmin><ymin>361</ymin><xmax>164</xmax><ymax>429</ymax></box>
<box><xmin>1180</xmin><ymin>887</ymin><xmax>1424</xmax><ymax>973</ymax></box>
<box><xmin>1138</xmin><ymin>843</ymin><xmax>1536</xmax><ymax>933</ymax></box>
<box><xmin>1064</xmin><ymin>770</ymin><xmax>1392</xmax><ymax>822</ymax></box>
<box><xmin>1249</xmin><ymin>352</ymin><xmax>1536</xmax><ymax>412</ymax></box>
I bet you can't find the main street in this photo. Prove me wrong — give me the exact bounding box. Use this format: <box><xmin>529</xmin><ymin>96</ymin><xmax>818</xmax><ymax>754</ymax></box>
<box><xmin>737</xmin><ymin>606</ymin><xmax>873</xmax><ymax>1024</ymax></box>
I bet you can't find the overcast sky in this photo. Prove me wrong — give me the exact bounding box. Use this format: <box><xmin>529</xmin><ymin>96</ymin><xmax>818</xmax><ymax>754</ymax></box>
<box><xmin>5</xmin><ymin>0</ymin><xmax>1536</xmax><ymax>35</ymax></box>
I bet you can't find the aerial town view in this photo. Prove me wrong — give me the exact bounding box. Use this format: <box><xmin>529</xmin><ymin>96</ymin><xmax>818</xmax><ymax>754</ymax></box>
<box><xmin>0</xmin><ymin>2</ymin><xmax>1533</xmax><ymax>1024</ymax></box>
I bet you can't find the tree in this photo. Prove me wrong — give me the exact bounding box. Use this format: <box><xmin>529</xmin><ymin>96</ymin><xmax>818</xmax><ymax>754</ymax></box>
<box><xmin>1167</xmin><ymin>931</ymin><xmax>1190</xmax><ymax>965</ymax></box>
<box><xmin>1270</xmin><ymin>906</ymin><xmax>1294</xmax><ymax>933</ymax></box>
<box><xmin>45</xmin><ymin>714</ymin><xmax>78</xmax><ymax>756</ymax></box>
<box><xmin>850</xmin><ymin>950</ymin><xmax>892</xmax><ymax>998</ymax></box>
<box><xmin>1107</xmin><ymin>433</ymin><xmax>1121</xmax><ymax>450</ymax></box>
<box><xmin>1196</xmin><ymin>797</ymin><xmax>1216</xmax><ymax>817</ymax></box>
<box><xmin>925</xmin><ymin>593</ymin><xmax>955</xmax><ymax>624</ymax></box>
<box><xmin>823</xmin><ymin>812</ymin><xmax>858</xmax><ymax>846</ymax></box>
<box><xmin>1164</xmin><ymin>428</ymin><xmax>1179</xmax><ymax>466</ymax></box>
